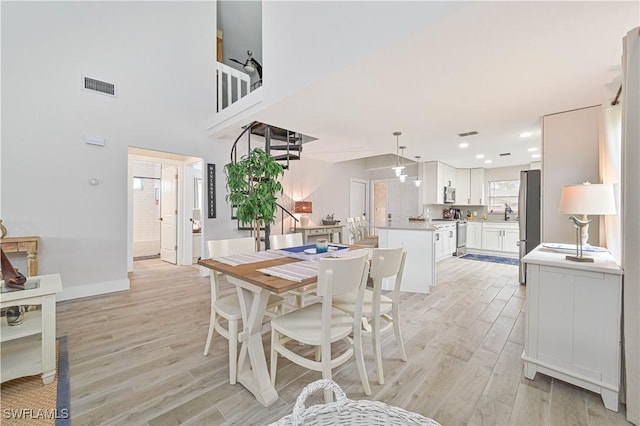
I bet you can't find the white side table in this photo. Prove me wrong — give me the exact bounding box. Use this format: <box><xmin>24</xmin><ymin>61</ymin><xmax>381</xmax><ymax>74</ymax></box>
<box><xmin>1</xmin><ymin>274</ymin><xmax>62</xmax><ymax>384</ymax></box>
<box><xmin>522</xmin><ymin>245</ymin><xmax>622</xmax><ymax>411</ymax></box>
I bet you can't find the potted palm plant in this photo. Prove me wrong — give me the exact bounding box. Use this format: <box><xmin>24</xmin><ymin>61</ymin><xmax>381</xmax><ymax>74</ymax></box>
<box><xmin>225</xmin><ymin>148</ymin><xmax>284</xmax><ymax>251</ymax></box>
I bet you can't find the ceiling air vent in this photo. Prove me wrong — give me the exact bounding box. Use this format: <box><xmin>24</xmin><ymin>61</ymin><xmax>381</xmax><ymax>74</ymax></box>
<box><xmin>500</xmin><ymin>152</ymin><xmax>511</xmax><ymax>156</ymax></box>
<box><xmin>84</xmin><ymin>76</ymin><xmax>116</xmax><ymax>96</ymax></box>
<box><xmin>458</xmin><ymin>131</ymin><xmax>478</xmax><ymax>137</ymax></box>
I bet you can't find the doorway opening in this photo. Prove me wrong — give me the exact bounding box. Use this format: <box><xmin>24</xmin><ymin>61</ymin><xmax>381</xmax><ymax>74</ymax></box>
<box><xmin>127</xmin><ymin>147</ymin><xmax>203</xmax><ymax>272</ymax></box>
<box><xmin>371</xmin><ymin>178</ymin><xmax>420</xmax><ymax>225</ymax></box>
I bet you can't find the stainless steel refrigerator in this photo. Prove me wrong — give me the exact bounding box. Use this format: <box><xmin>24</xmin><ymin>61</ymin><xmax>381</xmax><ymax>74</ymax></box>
<box><xmin>518</xmin><ymin>169</ymin><xmax>541</xmax><ymax>284</ymax></box>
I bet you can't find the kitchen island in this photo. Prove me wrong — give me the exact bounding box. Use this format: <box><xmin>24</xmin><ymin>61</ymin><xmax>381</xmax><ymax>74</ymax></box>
<box><xmin>376</xmin><ymin>222</ymin><xmax>436</xmax><ymax>294</ymax></box>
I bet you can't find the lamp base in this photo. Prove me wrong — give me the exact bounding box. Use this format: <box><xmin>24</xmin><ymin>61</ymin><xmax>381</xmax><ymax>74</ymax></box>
<box><xmin>565</xmin><ymin>255</ymin><xmax>594</xmax><ymax>263</ymax></box>
<box><xmin>300</xmin><ymin>215</ymin><xmax>310</xmax><ymax>227</ymax></box>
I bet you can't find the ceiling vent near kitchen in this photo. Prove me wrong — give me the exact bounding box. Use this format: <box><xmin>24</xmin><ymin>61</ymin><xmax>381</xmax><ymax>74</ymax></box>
<box><xmin>458</xmin><ymin>131</ymin><xmax>478</xmax><ymax>137</ymax></box>
<box><xmin>83</xmin><ymin>76</ymin><xmax>116</xmax><ymax>96</ymax></box>
<box><xmin>500</xmin><ymin>152</ymin><xmax>511</xmax><ymax>156</ymax></box>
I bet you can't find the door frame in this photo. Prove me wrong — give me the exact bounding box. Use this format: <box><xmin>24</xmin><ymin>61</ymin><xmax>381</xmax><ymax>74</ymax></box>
<box><xmin>127</xmin><ymin>149</ymin><xmax>203</xmax><ymax>271</ymax></box>
<box><xmin>349</xmin><ymin>178</ymin><xmax>371</xmax><ymax>219</ymax></box>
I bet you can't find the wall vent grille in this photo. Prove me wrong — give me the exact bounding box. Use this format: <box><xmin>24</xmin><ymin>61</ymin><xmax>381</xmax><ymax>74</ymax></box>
<box><xmin>458</xmin><ymin>131</ymin><xmax>478</xmax><ymax>137</ymax></box>
<box><xmin>499</xmin><ymin>152</ymin><xmax>511</xmax><ymax>156</ymax></box>
<box><xmin>84</xmin><ymin>77</ymin><xmax>116</xmax><ymax>96</ymax></box>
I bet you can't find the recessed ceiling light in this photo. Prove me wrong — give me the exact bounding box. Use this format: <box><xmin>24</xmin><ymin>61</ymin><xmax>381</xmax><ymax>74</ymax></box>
<box><xmin>532</xmin><ymin>154</ymin><xmax>541</xmax><ymax>159</ymax></box>
<box><xmin>484</xmin><ymin>159</ymin><xmax>493</xmax><ymax>164</ymax></box>
<box><xmin>476</xmin><ymin>154</ymin><xmax>485</xmax><ymax>159</ymax></box>
<box><xmin>520</xmin><ymin>132</ymin><xmax>532</xmax><ymax>138</ymax></box>
<box><xmin>528</xmin><ymin>147</ymin><xmax>538</xmax><ymax>152</ymax></box>
<box><xmin>459</xmin><ymin>142</ymin><xmax>469</xmax><ymax>149</ymax></box>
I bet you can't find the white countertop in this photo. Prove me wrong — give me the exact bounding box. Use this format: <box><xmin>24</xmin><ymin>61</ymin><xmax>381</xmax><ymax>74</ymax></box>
<box><xmin>375</xmin><ymin>222</ymin><xmax>436</xmax><ymax>231</ymax></box>
<box><xmin>522</xmin><ymin>244</ymin><xmax>623</xmax><ymax>275</ymax></box>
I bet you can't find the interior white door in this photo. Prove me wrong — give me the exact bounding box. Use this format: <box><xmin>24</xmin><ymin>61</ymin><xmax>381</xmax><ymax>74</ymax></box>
<box><xmin>160</xmin><ymin>165</ymin><xmax>178</xmax><ymax>264</ymax></box>
<box><xmin>350</xmin><ymin>179</ymin><xmax>368</xmax><ymax>218</ymax></box>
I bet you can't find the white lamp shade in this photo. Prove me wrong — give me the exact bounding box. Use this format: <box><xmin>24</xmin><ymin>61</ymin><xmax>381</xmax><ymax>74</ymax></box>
<box><xmin>559</xmin><ymin>183</ymin><xmax>616</xmax><ymax>215</ymax></box>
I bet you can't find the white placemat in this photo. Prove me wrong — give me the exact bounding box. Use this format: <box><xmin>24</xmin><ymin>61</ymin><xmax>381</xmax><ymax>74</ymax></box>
<box><xmin>257</xmin><ymin>261</ymin><xmax>320</xmax><ymax>282</ymax></box>
<box><xmin>213</xmin><ymin>250</ymin><xmax>285</xmax><ymax>267</ymax></box>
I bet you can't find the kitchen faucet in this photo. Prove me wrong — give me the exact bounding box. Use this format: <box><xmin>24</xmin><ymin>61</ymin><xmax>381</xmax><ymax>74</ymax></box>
<box><xmin>505</xmin><ymin>203</ymin><xmax>513</xmax><ymax>221</ymax></box>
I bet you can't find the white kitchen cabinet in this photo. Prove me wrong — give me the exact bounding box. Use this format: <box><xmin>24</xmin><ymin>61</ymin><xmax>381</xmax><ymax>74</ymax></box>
<box><xmin>522</xmin><ymin>246</ymin><xmax>622</xmax><ymax>412</ymax></box>
<box><xmin>469</xmin><ymin>168</ymin><xmax>485</xmax><ymax>205</ymax></box>
<box><xmin>433</xmin><ymin>223</ymin><xmax>456</xmax><ymax>261</ymax></box>
<box><xmin>453</xmin><ymin>168</ymin><xmax>485</xmax><ymax>206</ymax></box>
<box><xmin>456</xmin><ymin>169</ymin><xmax>470</xmax><ymax>205</ymax></box>
<box><xmin>503</xmin><ymin>228</ymin><xmax>520</xmax><ymax>253</ymax></box>
<box><xmin>467</xmin><ymin>222</ymin><xmax>482</xmax><ymax>249</ymax></box>
<box><xmin>377</xmin><ymin>226</ymin><xmax>435</xmax><ymax>294</ymax></box>
<box><xmin>423</xmin><ymin>161</ymin><xmax>457</xmax><ymax>204</ymax></box>
<box><xmin>481</xmin><ymin>222</ymin><xmax>519</xmax><ymax>253</ymax></box>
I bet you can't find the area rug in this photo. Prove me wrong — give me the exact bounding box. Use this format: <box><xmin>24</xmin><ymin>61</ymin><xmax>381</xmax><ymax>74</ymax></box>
<box><xmin>461</xmin><ymin>253</ymin><xmax>519</xmax><ymax>266</ymax></box>
<box><xmin>0</xmin><ymin>336</ymin><xmax>70</xmax><ymax>426</ymax></box>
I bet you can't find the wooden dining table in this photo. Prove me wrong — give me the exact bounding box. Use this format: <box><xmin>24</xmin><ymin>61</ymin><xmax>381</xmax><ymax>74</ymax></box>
<box><xmin>197</xmin><ymin>254</ymin><xmax>320</xmax><ymax>407</ymax></box>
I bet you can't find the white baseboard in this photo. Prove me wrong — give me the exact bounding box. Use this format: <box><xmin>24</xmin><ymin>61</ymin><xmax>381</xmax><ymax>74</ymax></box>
<box><xmin>57</xmin><ymin>278</ymin><xmax>130</xmax><ymax>302</ymax></box>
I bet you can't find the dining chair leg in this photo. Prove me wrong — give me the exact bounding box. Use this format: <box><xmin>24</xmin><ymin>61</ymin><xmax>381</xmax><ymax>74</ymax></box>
<box><xmin>321</xmin><ymin>344</ymin><xmax>333</xmax><ymax>403</ymax></box>
<box><xmin>270</xmin><ymin>328</ymin><xmax>278</xmax><ymax>387</ymax></box>
<box><xmin>228</xmin><ymin>319</ymin><xmax>239</xmax><ymax>385</ymax></box>
<box><xmin>353</xmin><ymin>326</ymin><xmax>372</xmax><ymax>396</ymax></box>
<box><xmin>203</xmin><ymin>311</ymin><xmax>216</xmax><ymax>356</ymax></box>
<box><xmin>372</xmin><ymin>315</ymin><xmax>384</xmax><ymax>385</ymax></box>
<box><xmin>296</xmin><ymin>294</ymin><xmax>304</xmax><ymax>309</ymax></box>
<box><xmin>315</xmin><ymin>346</ymin><xmax>321</xmax><ymax>362</ymax></box>
<box><xmin>393</xmin><ymin>307</ymin><xmax>408</xmax><ymax>362</ymax></box>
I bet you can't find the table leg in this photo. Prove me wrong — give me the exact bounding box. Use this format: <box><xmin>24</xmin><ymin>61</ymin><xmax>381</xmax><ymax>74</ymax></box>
<box><xmin>26</xmin><ymin>243</ymin><xmax>38</xmax><ymax>276</ymax></box>
<box><xmin>338</xmin><ymin>229</ymin><xmax>343</xmax><ymax>244</ymax></box>
<box><xmin>234</xmin><ymin>281</ymin><xmax>279</xmax><ymax>407</ymax></box>
<box><xmin>41</xmin><ymin>294</ymin><xmax>56</xmax><ymax>384</ymax></box>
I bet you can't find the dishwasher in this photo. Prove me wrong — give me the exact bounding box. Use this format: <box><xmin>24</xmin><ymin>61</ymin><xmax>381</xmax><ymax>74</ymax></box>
<box><xmin>454</xmin><ymin>220</ymin><xmax>467</xmax><ymax>256</ymax></box>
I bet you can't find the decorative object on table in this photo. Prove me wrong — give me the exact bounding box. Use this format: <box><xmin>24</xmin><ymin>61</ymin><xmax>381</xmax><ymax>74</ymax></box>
<box><xmin>558</xmin><ymin>182</ymin><xmax>616</xmax><ymax>262</ymax></box>
<box><xmin>1</xmin><ymin>248</ymin><xmax>27</xmax><ymax>290</ymax></box>
<box><xmin>294</xmin><ymin>201</ymin><xmax>312</xmax><ymax>227</ymax></box>
<box><xmin>315</xmin><ymin>238</ymin><xmax>328</xmax><ymax>254</ymax></box>
<box><xmin>321</xmin><ymin>213</ymin><xmax>340</xmax><ymax>226</ymax></box>
<box><xmin>0</xmin><ymin>219</ymin><xmax>7</xmax><ymax>238</ymax></box>
<box><xmin>5</xmin><ymin>305</ymin><xmax>25</xmax><ymax>326</ymax></box>
<box><xmin>225</xmin><ymin>148</ymin><xmax>284</xmax><ymax>251</ymax></box>
<box><xmin>269</xmin><ymin>379</ymin><xmax>440</xmax><ymax>426</ymax></box>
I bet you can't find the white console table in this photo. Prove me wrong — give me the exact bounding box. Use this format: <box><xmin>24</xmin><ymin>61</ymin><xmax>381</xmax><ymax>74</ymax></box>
<box><xmin>295</xmin><ymin>225</ymin><xmax>344</xmax><ymax>245</ymax></box>
<box><xmin>1</xmin><ymin>274</ymin><xmax>62</xmax><ymax>384</ymax></box>
<box><xmin>522</xmin><ymin>245</ymin><xmax>623</xmax><ymax>411</ymax></box>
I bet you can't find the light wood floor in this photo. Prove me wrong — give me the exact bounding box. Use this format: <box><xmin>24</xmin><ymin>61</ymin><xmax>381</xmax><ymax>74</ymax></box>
<box><xmin>56</xmin><ymin>257</ymin><xmax>631</xmax><ymax>425</ymax></box>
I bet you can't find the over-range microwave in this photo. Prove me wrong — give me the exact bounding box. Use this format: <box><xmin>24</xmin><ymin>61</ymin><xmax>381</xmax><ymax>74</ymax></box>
<box><xmin>444</xmin><ymin>186</ymin><xmax>456</xmax><ymax>203</ymax></box>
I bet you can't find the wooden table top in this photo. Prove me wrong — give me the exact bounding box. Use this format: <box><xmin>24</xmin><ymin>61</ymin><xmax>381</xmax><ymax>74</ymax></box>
<box><xmin>198</xmin><ymin>245</ymin><xmax>366</xmax><ymax>294</ymax></box>
<box><xmin>198</xmin><ymin>256</ymin><xmax>317</xmax><ymax>294</ymax></box>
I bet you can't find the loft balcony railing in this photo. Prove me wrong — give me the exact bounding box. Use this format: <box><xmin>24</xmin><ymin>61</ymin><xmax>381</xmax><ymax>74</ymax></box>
<box><xmin>216</xmin><ymin>62</ymin><xmax>262</xmax><ymax>113</ymax></box>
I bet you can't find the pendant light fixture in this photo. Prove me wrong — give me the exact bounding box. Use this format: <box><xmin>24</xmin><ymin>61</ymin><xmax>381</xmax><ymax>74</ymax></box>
<box><xmin>398</xmin><ymin>145</ymin><xmax>407</xmax><ymax>183</ymax></box>
<box><xmin>414</xmin><ymin>155</ymin><xmax>422</xmax><ymax>187</ymax></box>
<box><xmin>391</xmin><ymin>131</ymin><xmax>405</xmax><ymax>177</ymax></box>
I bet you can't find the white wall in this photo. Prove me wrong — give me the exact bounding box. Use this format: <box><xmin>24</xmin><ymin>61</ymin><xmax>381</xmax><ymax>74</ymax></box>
<box><xmin>1</xmin><ymin>2</ymin><xmax>228</xmax><ymax>300</ymax></box>
<box><xmin>261</xmin><ymin>1</ymin><xmax>465</xmax><ymax>112</ymax></box>
<box><xmin>542</xmin><ymin>106</ymin><xmax>601</xmax><ymax>245</ymax></box>
<box><xmin>273</xmin><ymin>158</ymin><xmax>369</xmax><ymax>234</ymax></box>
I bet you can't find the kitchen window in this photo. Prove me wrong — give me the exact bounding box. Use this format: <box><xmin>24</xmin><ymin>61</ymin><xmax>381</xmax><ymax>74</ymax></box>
<box><xmin>489</xmin><ymin>180</ymin><xmax>519</xmax><ymax>211</ymax></box>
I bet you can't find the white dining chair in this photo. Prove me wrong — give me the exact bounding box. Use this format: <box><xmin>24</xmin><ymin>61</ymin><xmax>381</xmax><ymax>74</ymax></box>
<box><xmin>346</xmin><ymin>217</ymin><xmax>377</xmax><ymax>248</ymax></box>
<box><xmin>270</xmin><ymin>254</ymin><xmax>372</xmax><ymax>402</ymax></box>
<box><xmin>269</xmin><ymin>233</ymin><xmax>316</xmax><ymax>309</ymax></box>
<box><xmin>204</xmin><ymin>237</ymin><xmax>285</xmax><ymax>385</ymax></box>
<box><xmin>332</xmin><ymin>247</ymin><xmax>407</xmax><ymax>385</ymax></box>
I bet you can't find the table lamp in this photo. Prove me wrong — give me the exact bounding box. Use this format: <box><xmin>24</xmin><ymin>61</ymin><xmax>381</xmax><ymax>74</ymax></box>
<box><xmin>558</xmin><ymin>182</ymin><xmax>616</xmax><ymax>262</ymax></box>
<box><xmin>294</xmin><ymin>201</ymin><xmax>312</xmax><ymax>227</ymax></box>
